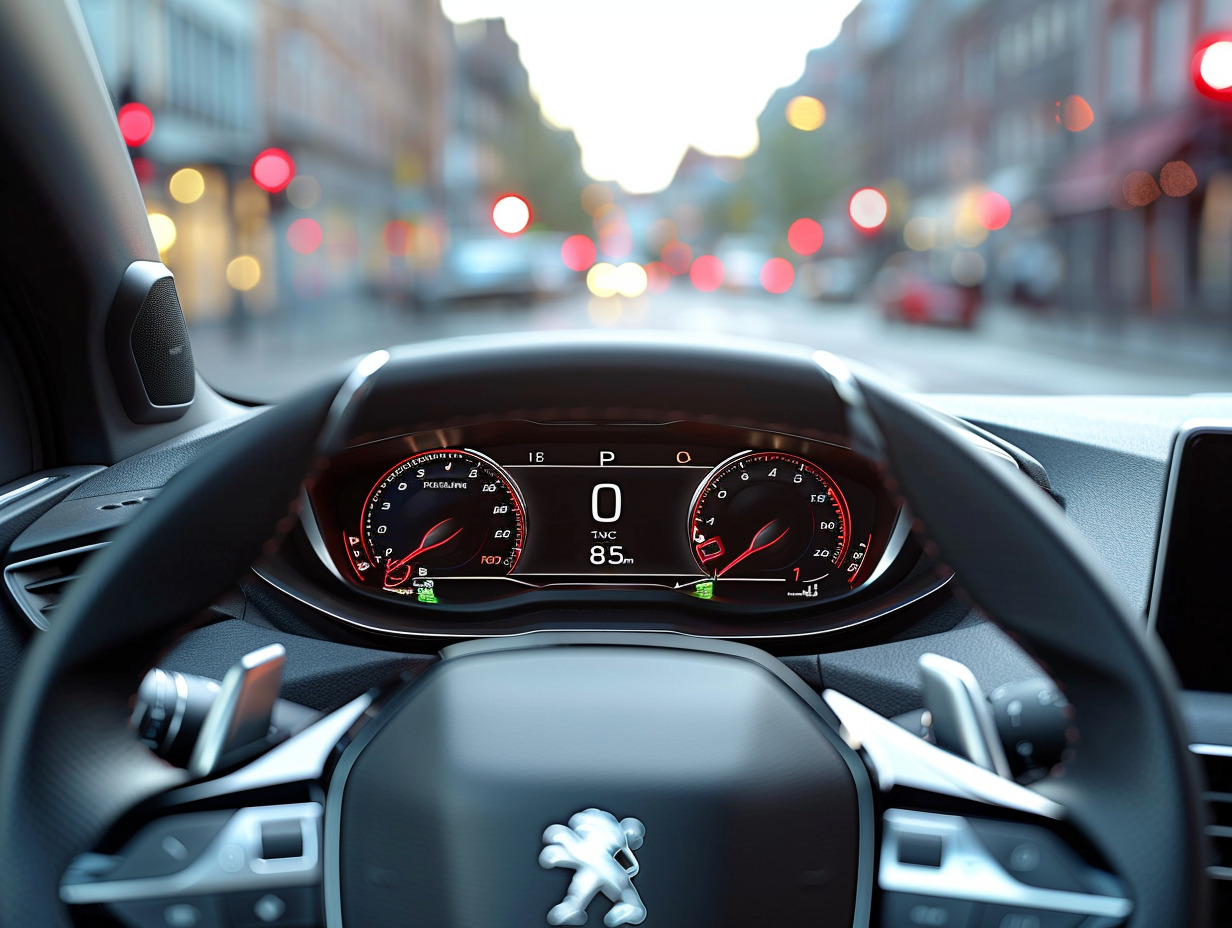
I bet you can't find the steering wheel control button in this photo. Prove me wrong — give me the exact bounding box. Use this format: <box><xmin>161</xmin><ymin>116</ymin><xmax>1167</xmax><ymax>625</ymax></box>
<box><xmin>897</xmin><ymin>833</ymin><xmax>945</xmax><ymax>868</ymax></box>
<box><xmin>965</xmin><ymin>820</ymin><xmax>1093</xmax><ymax>894</ymax></box>
<box><xmin>106</xmin><ymin>896</ymin><xmax>221</xmax><ymax>928</ymax></box>
<box><xmin>104</xmin><ymin>812</ymin><xmax>233</xmax><ymax>881</ymax></box>
<box><xmin>226</xmin><ymin>887</ymin><xmax>320</xmax><ymax>927</ymax></box>
<box><xmin>260</xmin><ymin>819</ymin><xmax>304</xmax><ymax>860</ymax></box>
<box><xmin>976</xmin><ymin>906</ymin><xmax>1086</xmax><ymax>928</ymax></box>
<box><xmin>881</xmin><ymin>892</ymin><xmax>976</xmax><ymax>927</ymax></box>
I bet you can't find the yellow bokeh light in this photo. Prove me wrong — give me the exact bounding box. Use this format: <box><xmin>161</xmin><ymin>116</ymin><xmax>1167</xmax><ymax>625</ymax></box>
<box><xmin>226</xmin><ymin>255</ymin><xmax>261</xmax><ymax>291</ymax></box>
<box><xmin>614</xmin><ymin>262</ymin><xmax>648</xmax><ymax>298</ymax></box>
<box><xmin>147</xmin><ymin>212</ymin><xmax>177</xmax><ymax>252</ymax></box>
<box><xmin>586</xmin><ymin>262</ymin><xmax>619</xmax><ymax>298</ymax></box>
<box><xmin>785</xmin><ymin>96</ymin><xmax>826</xmax><ymax>131</ymax></box>
<box><xmin>168</xmin><ymin>168</ymin><xmax>205</xmax><ymax>204</ymax></box>
<box><xmin>903</xmin><ymin>217</ymin><xmax>936</xmax><ymax>252</ymax></box>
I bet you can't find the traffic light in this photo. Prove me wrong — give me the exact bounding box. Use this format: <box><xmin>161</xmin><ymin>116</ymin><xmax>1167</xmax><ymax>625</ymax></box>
<box><xmin>1193</xmin><ymin>33</ymin><xmax>1232</xmax><ymax>102</ymax></box>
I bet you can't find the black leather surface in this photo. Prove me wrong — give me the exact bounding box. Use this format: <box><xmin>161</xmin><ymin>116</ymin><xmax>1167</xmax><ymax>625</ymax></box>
<box><xmin>862</xmin><ymin>378</ymin><xmax>1209</xmax><ymax>928</ymax></box>
<box><xmin>0</xmin><ymin>377</ymin><xmax>341</xmax><ymax>928</ymax></box>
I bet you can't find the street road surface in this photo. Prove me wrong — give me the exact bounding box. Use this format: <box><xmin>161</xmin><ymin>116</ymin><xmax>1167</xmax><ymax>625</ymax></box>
<box><xmin>189</xmin><ymin>288</ymin><xmax>1232</xmax><ymax>401</ymax></box>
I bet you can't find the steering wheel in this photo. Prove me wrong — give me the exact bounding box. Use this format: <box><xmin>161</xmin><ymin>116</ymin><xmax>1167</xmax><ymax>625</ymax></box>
<box><xmin>0</xmin><ymin>337</ymin><xmax>1208</xmax><ymax>928</ymax></box>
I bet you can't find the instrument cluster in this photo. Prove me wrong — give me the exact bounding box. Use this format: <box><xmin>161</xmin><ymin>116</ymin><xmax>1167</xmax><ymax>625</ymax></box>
<box><xmin>303</xmin><ymin>420</ymin><xmax>906</xmax><ymax>613</ymax></box>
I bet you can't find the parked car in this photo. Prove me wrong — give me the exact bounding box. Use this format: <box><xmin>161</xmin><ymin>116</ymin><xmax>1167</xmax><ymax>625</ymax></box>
<box><xmin>873</xmin><ymin>252</ymin><xmax>982</xmax><ymax>328</ymax></box>
<box><xmin>412</xmin><ymin>235</ymin><xmax>537</xmax><ymax>310</ymax></box>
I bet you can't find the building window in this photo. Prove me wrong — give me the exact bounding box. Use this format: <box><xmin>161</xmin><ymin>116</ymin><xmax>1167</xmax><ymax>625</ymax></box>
<box><xmin>1153</xmin><ymin>0</ymin><xmax>1190</xmax><ymax>104</ymax></box>
<box><xmin>1107</xmin><ymin>15</ymin><xmax>1142</xmax><ymax>117</ymax></box>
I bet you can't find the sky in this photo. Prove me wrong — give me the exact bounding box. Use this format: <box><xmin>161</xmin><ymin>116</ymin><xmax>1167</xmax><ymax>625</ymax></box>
<box><xmin>441</xmin><ymin>0</ymin><xmax>862</xmax><ymax>194</ymax></box>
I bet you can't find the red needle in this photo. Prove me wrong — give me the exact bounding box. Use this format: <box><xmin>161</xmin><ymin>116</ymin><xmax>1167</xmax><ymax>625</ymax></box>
<box><xmin>717</xmin><ymin>520</ymin><xmax>790</xmax><ymax>578</ymax></box>
<box><xmin>385</xmin><ymin>518</ymin><xmax>464</xmax><ymax>572</ymax></box>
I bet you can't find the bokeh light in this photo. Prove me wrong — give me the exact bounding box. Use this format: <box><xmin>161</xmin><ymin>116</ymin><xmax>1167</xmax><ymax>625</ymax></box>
<box><xmin>787</xmin><ymin>218</ymin><xmax>824</xmax><ymax>255</ymax></box>
<box><xmin>286</xmin><ymin>175</ymin><xmax>321</xmax><ymax>209</ymax></box>
<box><xmin>975</xmin><ymin>191</ymin><xmax>1012</xmax><ymax>231</ymax></box>
<box><xmin>951</xmin><ymin>252</ymin><xmax>987</xmax><ymax>287</ymax></box>
<box><xmin>903</xmin><ymin>217</ymin><xmax>936</xmax><ymax>251</ymax></box>
<box><xmin>383</xmin><ymin>220</ymin><xmax>414</xmax><ymax>256</ymax></box>
<box><xmin>147</xmin><ymin>212</ymin><xmax>176</xmax><ymax>252</ymax></box>
<box><xmin>785</xmin><ymin>96</ymin><xmax>826</xmax><ymax>131</ymax></box>
<box><xmin>561</xmin><ymin>234</ymin><xmax>597</xmax><ymax>272</ymax></box>
<box><xmin>849</xmin><ymin>188</ymin><xmax>889</xmax><ymax>231</ymax></box>
<box><xmin>661</xmin><ymin>240</ymin><xmax>693</xmax><ymax>276</ymax></box>
<box><xmin>118</xmin><ymin>102</ymin><xmax>154</xmax><ymax>146</ymax></box>
<box><xmin>581</xmin><ymin>183</ymin><xmax>613</xmax><ymax>215</ymax></box>
<box><xmin>614</xmin><ymin>262</ymin><xmax>649</xmax><ymax>298</ymax></box>
<box><xmin>689</xmin><ymin>255</ymin><xmax>725</xmax><ymax>292</ymax></box>
<box><xmin>131</xmin><ymin>157</ymin><xmax>155</xmax><ymax>186</ymax></box>
<box><xmin>1161</xmin><ymin>161</ymin><xmax>1199</xmax><ymax>198</ymax></box>
<box><xmin>586</xmin><ymin>262</ymin><xmax>619</xmax><ymax>298</ymax></box>
<box><xmin>587</xmin><ymin>295</ymin><xmax>622</xmax><ymax>326</ymax></box>
<box><xmin>1196</xmin><ymin>40</ymin><xmax>1232</xmax><ymax>97</ymax></box>
<box><xmin>287</xmin><ymin>218</ymin><xmax>323</xmax><ymax>255</ymax></box>
<box><xmin>645</xmin><ymin>261</ymin><xmax>672</xmax><ymax>293</ymax></box>
<box><xmin>1123</xmin><ymin>170</ymin><xmax>1161</xmax><ymax>207</ymax></box>
<box><xmin>226</xmin><ymin>255</ymin><xmax>262</xmax><ymax>291</ymax></box>
<box><xmin>760</xmin><ymin>257</ymin><xmax>795</xmax><ymax>294</ymax></box>
<box><xmin>251</xmin><ymin>148</ymin><xmax>296</xmax><ymax>193</ymax></box>
<box><xmin>168</xmin><ymin>168</ymin><xmax>205</xmax><ymax>204</ymax></box>
<box><xmin>492</xmin><ymin>194</ymin><xmax>532</xmax><ymax>235</ymax></box>
<box><xmin>1056</xmin><ymin>95</ymin><xmax>1094</xmax><ymax>132</ymax></box>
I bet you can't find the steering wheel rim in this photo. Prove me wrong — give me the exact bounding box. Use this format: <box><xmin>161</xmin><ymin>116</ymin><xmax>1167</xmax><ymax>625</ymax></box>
<box><xmin>0</xmin><ymin>336</ymin><xmax>1208</xmax><ymax>928</ymax></box>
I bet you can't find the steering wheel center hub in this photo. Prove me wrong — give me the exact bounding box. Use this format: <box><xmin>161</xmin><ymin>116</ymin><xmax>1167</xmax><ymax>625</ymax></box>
<box><xmin>326</xmin><ymin>639</ymin><xmax>871</xmax><ymax>928</ymax></box>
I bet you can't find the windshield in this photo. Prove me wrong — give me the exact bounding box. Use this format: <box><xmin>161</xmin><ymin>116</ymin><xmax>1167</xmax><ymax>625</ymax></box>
<box><xmin>80</xmin><ymin>0</ymin><xmax>1232</xmax><ymax>400</ymax></box>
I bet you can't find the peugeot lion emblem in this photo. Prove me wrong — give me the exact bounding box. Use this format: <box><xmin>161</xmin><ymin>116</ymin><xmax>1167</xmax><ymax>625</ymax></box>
<box><xmin>539</xmin><ymin>808</ymin><xmax>647</xmax><ymax>926</ymax></box>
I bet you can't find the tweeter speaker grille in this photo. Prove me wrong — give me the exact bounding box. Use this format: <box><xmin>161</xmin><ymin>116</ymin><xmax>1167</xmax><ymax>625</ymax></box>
<box><xmin>107</xmin><ymin>262</ymin><xmax>196</xmax><ymax>423</ymax></box>
<box><xmin>130</xmin><ymin>277</ymin><xmax>195</xmax><ymax>407</ymax></box>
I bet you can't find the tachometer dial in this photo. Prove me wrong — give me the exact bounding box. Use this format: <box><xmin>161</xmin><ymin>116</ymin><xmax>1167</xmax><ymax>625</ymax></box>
<box><xmin>689</xmin><ymin>451</ymin><xmax>850</xmax><ymax>585</ymax></box>
<box><xmin>362</xmin><ymin>449</ymin><xmax>524</xmax><ymax>590</ymax></box>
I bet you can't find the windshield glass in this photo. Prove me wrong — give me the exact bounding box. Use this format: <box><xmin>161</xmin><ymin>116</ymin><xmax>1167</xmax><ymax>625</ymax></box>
<box><xmin>80</xmin><ymin>0</ymin><xmax>1232</xmax><ymax>400</ymax></box>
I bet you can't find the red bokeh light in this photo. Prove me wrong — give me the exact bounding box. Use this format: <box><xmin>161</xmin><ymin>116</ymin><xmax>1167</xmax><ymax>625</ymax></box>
<box><xmin>1055</xmin><ymin>95</ymin><xmax>1095</xmax><ymax>132</ymax></box>
<box><xmin>1193</xmin><ymin>33</ymin><xmax>1232</xmax><ymax>102</ymax></box>
<box><xmin>760</xmin><ymin>258</ymin><xmax>796</xmax><ymax>294</ymax></box>
<box><xmin>130</xmin><ymin>157</ymin><xmax>155</xmax><ymax>186</ymax></box>
<box><xmin>383</xmin><ymin>220</ymin><xmax>413</xmax><ymax>256</ymax></box>
<box><xmin>492</xmin><ymin>194</ymin><xmax>532</xmax><ymax>235</ymax></box>
<box><xmin>561</xmin><ymin>234</ymin><xmax>597</xmax><ymax>271</ymax></box>
<box><xmin>251</xmin><ymin>148</ymin><xmax>296</xmax><ymax>193</ymax></box>
<box><xmin>787</xmin><ymin>218</ymin><xmax>824</xmax><ymax>255</ymax></box>
<box><xmin>975</xmin><ymin>192</ymin><xmax>1012</xmax><ymax>231</ymax></box>
<box><xmin>287</xmin><ymin>217</ymin><xmax>323</xmax><ymax>255</ymax></box>
<box><xmin>645</xmin><ymin>261</ymin><xmax>672</xmax><ymax>294</ymax></box>
<box><xmin>689</xmin><ymin>255</ymin><xmax>725</xmax><ymax>292</ymax></box>
<box><xmin>661</xmin><ymin>241</ymin><xmax>693</xmax><ymax>276</ymax></box>
<box><xmin>118</xmin><ymin>103</ymin><xmax>154</xmax><ymax>147</ymax></box>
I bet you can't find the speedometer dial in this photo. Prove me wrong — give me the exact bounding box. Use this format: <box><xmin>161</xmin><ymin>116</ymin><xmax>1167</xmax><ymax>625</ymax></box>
<box><xmin>362</xmin><ymin>449</ymin><xmax>524</xmax><ymax>591</ymax></box>
<box><xmin>689</xmin><ymin>451</ymin><xmax>851</xmax><ymax>588</ymax></box>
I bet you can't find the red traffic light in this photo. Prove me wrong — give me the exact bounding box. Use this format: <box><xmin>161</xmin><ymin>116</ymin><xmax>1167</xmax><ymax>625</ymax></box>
<box><xmin>492</xmin><ymin>194</ymin><xmax>531</xmax><ymax>235</ymax></box>
<box><xmin>251</xmin><ymin>148</ymin><xmax>296</xmax><ymax>193</ymax></box>
<box><xmin>1193</xmin><ymin>33</ymin><xmax>1232</xmax><ymax>102</ymax></box>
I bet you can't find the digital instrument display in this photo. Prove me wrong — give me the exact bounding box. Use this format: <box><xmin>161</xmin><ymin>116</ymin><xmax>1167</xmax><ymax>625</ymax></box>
<box><xmin>308</xmin><ymin>421</ymin><xmax>899</xmax><ymax>608</ymax></box>
<box><xmin>1151</xmin><ymin>424</ymin><xmax>1232</xmax><ymax>692</ymax></box>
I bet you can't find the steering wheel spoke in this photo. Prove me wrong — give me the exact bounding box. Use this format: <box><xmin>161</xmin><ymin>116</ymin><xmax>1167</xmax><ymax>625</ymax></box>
<box><xmin>825</xmin><ymin>688</ymin><xmax>1133</xmax><ymax>928</ymax></box>
<box><xmin>57</xmin><ymin>693</ymin><xmax>371</xmax><ymax>928</ymax></box>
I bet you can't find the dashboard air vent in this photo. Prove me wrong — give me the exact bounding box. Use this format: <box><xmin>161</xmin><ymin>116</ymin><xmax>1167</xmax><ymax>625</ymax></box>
<box><xmin>1196</xmin><ymin>747</ymin><xmax>1232</xmax><ymax>926</ymax></box>
<box><xmin>3</xmin><ymin>542</ymin><xmax>108</xmax><ymax>631</ymax></box>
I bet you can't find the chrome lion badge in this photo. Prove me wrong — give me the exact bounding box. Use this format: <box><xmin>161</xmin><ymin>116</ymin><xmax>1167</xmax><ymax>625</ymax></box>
<box><xmin>539</xmin><ymin>808</ymin><xmax>647</xmax><ymax>926</ymax></box>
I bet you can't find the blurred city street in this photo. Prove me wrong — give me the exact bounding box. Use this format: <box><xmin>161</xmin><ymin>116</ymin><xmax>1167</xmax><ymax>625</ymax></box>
<box><xmin>189</xmin><ymin>292</ymin><xmax>1232</xmax><ymax>401</ymax></box>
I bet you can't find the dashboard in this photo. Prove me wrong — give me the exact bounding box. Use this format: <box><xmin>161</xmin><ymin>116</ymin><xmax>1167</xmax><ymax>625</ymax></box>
<box><xmin>285</xmin><ymin>418</ymin><xmax>929</xmax><ymax>638</ymax></box>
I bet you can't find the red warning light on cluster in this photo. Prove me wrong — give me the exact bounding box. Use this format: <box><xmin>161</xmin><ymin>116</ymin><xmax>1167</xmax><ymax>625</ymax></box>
<box><xmin>251</xmin><ymin>148</ymin><xmax>296</xmax><ymax>193</ymax></box>
<box><xmin>118</xmin><ymin>103</ymin><xmax>154</xmax><ymax>147</ymax></box>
